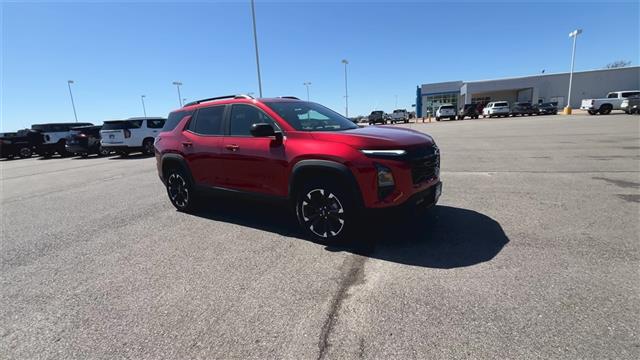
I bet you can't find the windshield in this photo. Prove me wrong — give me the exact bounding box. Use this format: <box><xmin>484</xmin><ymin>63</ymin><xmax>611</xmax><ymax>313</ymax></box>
<box><xmin>440</xmin><ymin>106</ymin><xmax>454</xmax><ymax>110</ymax></box>
<box><xmin>495</xmin><ymin>102</ymin><xmax>508</xmax><ymax>107</ymax></box>
<box><xmin>263</xmin><ymin>101</ymin><xmax>358</xmax><ymax>132</ymax></box>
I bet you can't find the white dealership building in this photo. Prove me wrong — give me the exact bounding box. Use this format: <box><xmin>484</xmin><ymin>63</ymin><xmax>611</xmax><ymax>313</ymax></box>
<box><xmin>416</xmin><ymin>66</ymin><xmax>640</xmax><ymax>116</ymax></box>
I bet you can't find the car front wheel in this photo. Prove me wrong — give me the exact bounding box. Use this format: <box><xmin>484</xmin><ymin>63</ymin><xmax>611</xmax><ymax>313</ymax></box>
<box><xmin>295</xmin><ymin>179</ymin><xmax>354</xmax><ymax>245</ymax></box>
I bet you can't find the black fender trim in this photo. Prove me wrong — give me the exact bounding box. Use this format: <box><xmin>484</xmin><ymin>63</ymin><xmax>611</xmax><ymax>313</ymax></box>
<box><xmin>289</xmin><ymin>159</ymin><xmax>364</xmax><ymax>208</ymax></box>
<box><xmin>160</xmin><ymin>153</ymin><xmax>194</xmax><ymax>185</ymax></box>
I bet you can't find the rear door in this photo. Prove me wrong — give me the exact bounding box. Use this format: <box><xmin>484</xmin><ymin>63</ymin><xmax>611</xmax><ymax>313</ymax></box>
<box><xmin>182</xmin><ymin>105</ymin><xmax>226</xmax><ymax>186</ymax></box>
<box><xmin>220</xmin><ymin>103</ymin><xmax>287</xmax><ymax>196</ymax></box>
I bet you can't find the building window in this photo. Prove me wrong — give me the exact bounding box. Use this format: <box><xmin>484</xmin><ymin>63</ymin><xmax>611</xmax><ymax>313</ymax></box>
<box><xmin>423</xmin><ymin>92</ymin><xmax>459</xmax><ymax>115</ymax></box>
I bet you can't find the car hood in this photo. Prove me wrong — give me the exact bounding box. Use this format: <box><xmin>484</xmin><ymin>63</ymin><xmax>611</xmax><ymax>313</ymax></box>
<box><xmin>310</xmin><ymin>126</ymin><xmax>434</xmax><ymax>149</ymax></box>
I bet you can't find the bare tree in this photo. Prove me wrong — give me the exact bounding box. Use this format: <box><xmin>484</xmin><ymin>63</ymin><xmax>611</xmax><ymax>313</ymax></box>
<box><xmin>605</xmin><ymin>60</ymin><xmax>632</xmax><ymax>69</ymax></box>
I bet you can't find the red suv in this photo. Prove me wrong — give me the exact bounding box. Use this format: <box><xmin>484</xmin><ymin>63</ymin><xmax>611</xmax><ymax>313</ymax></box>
<box><xmin>155</xmin><ymin>95</ymin><xmax>441</xmax><ymax>244</ymax></box>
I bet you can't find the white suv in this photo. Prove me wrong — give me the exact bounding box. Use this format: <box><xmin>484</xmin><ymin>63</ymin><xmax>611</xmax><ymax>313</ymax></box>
<box><xmin>100</xmin><ymin>117</ymin><xmax>166</xmax><ymax>156</ymax></box>
<box><xmin>435</xmin><ymin>104</ymin><xmax>456</xmax><ymax>121</ymax></box>
<box><xmin>482</xmin><ymin>101</ymin><xmax>510</xmax><ymax>118</ymax></box>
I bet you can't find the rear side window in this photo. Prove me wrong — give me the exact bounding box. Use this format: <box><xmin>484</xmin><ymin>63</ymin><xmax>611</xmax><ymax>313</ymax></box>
<box><xmin>146</xmin><ymin>119</ymin><xmax>166</xmax><ymax>129</ymax></box>
<box><xmin>163</xmin><ymin>111</ymin><xmax>193</xmax><ymax>131</ymax></box>
<box><xmin>191</xmin><ymin>106</ymin><xmax>225</xmax><ymax>135</ymax></box>
<box><xmin>621</xmin><ymin>91</ymin><xmax>640</xmax><ymax>98</ymax></box>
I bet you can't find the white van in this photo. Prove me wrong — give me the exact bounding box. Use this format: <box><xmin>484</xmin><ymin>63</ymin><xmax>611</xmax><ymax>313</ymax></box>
<box><xmin>100</xmin><ymin>117</ymin><xmax>166</xmax><ymax>156</ymax></box>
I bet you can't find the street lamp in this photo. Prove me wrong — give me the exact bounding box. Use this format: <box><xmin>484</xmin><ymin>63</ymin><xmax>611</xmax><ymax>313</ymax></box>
<box><xmin>67</xmin><ymin>80</ymin><xmax>78</xmax><ymax>122</ymax></box>
<box><xmin>172</xmin><ymin>81</ymin><xmax>183</xmax><ymax>107</ymax></box>
<box><xmin>565</xmin><ymin>28</ymin><xmax>583</xmax><ymax>115</ymax></box>
<box><xmin>341</xmin><ymin>59</ymin><xmax>349</xmax><ymax>117</ymax></box>
<box><xmin>250</xmin><ymin>0</ymin><xmax>263</xmax><ymax>97</ymax></box>
<box><xmin>303</xmin><ymin>82</ymin><xmax>312</xmax><ymax>101</ymax></box>
<box><xmin>141</xmin><ymin>95</ymin><xmax>147</xmax><ymax>117</ymax></box>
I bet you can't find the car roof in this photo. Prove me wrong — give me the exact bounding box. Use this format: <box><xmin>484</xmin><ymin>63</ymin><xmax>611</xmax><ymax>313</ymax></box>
<box><xmin>174</xmin><ymin>96</ymin><xmax>303</xmax><ymax>113</ymax></box>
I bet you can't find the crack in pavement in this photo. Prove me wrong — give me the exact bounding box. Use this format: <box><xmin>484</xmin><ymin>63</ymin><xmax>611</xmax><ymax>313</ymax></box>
<box><xmin>317</xmin><ymin>254</ymin><xmax>368</xmax><ymax>360</ymax></box>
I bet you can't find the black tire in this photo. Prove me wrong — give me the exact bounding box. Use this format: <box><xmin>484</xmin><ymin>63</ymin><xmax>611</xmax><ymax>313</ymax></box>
<box><xmin>295</xmin><ymin>178</ymin><xmax>354</xmax><ymax>245</ymax></box>
<box><xmin>42</xmin><ymin>153</ymin><xmax>53</xmax><ymax>159</ymax></box>
<box><xmin>450</xmin><ymin>117</ymin><xmax>456</xmax><ymax>121</ymax></box>
<box><xmin>98</xmin><ymin>146</ymin><xmax>111</xmax><ymax>157</ymax></box>
<box><xmin>19</xmin><ymin>147</ymin><xmax>32</xmax><ymax>158</ymax></box>
<box><xmin>81</xmin><ymin>153</ymin><xmax>89</xmax><ymax>158</ymax></box>
<box><xmin>142</xmin><ymin>138</ymin><xmax>155</xmax><ymax>156</ymax></box>
<box><xmin>587</xmin><ymin>110</ymin><xmax>597</xmax><ymax>115</ymax></box>
<box><xmin>165</xmin><ymin>166</ymin><xmax>198</xmax><ymax>213</ymax></box>
<box><xmin>119</xmin><ymin>151</ymin><xmax>129</xmax><ymax>158</ymax></box>
<box><xmin>599</xmin><ymin>104</ymin><xmax>612</xmax><ymax>115</ymax></box>
<box><xmin>435</xmin><ymin>117</ymin><xmax>441</xmax><ymax>121</ymax></box>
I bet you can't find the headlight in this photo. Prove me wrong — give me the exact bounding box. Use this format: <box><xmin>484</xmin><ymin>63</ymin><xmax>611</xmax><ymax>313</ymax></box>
<box><xmin>361</xmin><ymin>149</ymin><xmax>406</xmax><ymax>156</ymax></box>
<box><xmin>375</xmin><ymin>163</ymin><xmax>395</xmax><ymax>187</ymax></box>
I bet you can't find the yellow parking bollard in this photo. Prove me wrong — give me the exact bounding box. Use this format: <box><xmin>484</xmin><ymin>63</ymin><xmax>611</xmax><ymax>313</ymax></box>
<box><xmin>563</xmin><ymin>106</ymin><xmax>572</xmax><ymax>115</ymax></box>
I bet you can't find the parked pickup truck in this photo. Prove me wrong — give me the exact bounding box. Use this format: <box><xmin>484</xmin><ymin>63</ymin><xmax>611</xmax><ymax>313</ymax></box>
<box><xmin>580</xmin><ymin>90</ymin><xmax>640</xmax><ymax>115</ymax></box>
<box><xmin>390</xmin><ymin>109</ymin><xmax>409</xmax><ymax>123</ymax></box>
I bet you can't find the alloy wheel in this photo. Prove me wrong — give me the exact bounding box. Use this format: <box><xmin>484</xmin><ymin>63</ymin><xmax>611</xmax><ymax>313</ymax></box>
<box><xmin>167</xmin><ymin>173</ymin><xmax>189</xmax><ymax>208</ymax></box>
<box><xmin>300</xmin><ymin>189</ymin><xmax>345</xmax><ymax>238</ymax></box>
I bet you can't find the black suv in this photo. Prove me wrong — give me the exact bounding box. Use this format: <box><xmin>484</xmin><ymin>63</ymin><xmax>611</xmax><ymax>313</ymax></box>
<box><xmin>0</xmin><ymin>129</ymin><xmax>43</xmax><ymax>159</ymax></box>
<box><xmin>510</xmin><ymin>102</ymin><xmax>536</xmax><ymax>116</ymax></box>
<box><xmin>457</xmin><ymin>104</ymin><xmax>480</xmax><ymax>120</ymax></box>
<box><xmin>368</xmin><ymin>110</ymin><xmax>387</xmax><ymax>125</ymax></box>
<box><xmin>65</xmin><ymin>125</ymin><xmax>111</xmax><ymax>158</ymax></box>
<box><xmin>535</xmin><ymin>102</ymin><xmax>558</xmax><ymax>115</ymax></box>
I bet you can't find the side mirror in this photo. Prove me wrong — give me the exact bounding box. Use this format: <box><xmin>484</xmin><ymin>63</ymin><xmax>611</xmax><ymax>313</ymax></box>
<box><xmin>250</xmin><ymin>123</ymin><xmax>276</xmax><ymax>137</ymax></box>
<box><xmin>250</xmin><ymin>123</ymin><xmax>283</xmax><ymax>143</ymax></box>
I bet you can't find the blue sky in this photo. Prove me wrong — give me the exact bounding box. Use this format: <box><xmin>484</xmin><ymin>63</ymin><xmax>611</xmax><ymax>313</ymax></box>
<box><xmin>2</xmin><ymin>0</ymin><xmax>639</xmax><ymax>131</ymax></box>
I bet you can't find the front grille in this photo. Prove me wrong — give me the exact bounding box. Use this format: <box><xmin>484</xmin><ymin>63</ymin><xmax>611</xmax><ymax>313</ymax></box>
<box><xmin>409</xmin><ymin>147</ymin><xmax>440</xmax><ymax>184</ymax></box>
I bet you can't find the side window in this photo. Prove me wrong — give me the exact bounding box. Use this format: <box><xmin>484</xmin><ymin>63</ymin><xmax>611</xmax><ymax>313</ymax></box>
<box><xmin>607</xmin><ymin>93</ymin><xmax>618</xmax><ymax>98</ymax></box>
<box><xmin>621</xmin><ymin>92</ymin><xmax>640</xmax><ymax>98</ymax></box>
<box><xmin>229</xmin><ymin>104</ymin><xmax>279</xmax><ymax>136</ymax></box>
<box><xmin>192</xmin><ymin>106</ymin><xmax>225</xmax><ymax>135</ymax></box>
<box><xmin>163</xmin><ymin>111</ymin><xmax>193</xmax><ymax>131</ymax></box>
<box><xmin>147</xmin><ymin>119</ymin><xmax>166</xmax><ymax>129</ymax></box>
<box><xmin>129</xmin><ymin>120</ymin><xmax>143</xmax><ymax>128</ymax></box>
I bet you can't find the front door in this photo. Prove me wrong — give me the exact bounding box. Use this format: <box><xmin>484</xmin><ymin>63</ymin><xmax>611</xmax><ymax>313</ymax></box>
<box><xmin>220</xmin><ymin>104</ymin><xmax>287</xmax><ymax>196</ymax></box>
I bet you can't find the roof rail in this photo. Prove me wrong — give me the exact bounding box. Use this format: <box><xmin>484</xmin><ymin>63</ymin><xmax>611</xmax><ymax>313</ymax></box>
<box><xmin>184</xmin><ymin>94</ymin><xmax>254</xmax><ymax>107</ymax></box>
<box><xmin>279</xmin><ymin>96</ymin><xmax>300</xmax><ymax>100</ymax></box>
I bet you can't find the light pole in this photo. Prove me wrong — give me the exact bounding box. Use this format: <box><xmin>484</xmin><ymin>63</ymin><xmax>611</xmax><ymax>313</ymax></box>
<box><xmin>250</xmin><ymin>0</ymin><xmax>263</xmax><ymax>97</ymax></box>
<box><xmin>67</xmin><ymin>80</ymin><xmax>78</xmax><ymax>122</ymax></box>
<box><xmin>141</xmin><ymin>95</ymin><xmax>147</xmax><ymax>117</ymax></box>
<box><xmin>303</xmin><ymin>82</ymin><xmax>312</xmax><ymax>101</ymax></box>
<box><xmin>172</xmin><ymin>81</ymin><xmax>183</xmax><ymax>107</ymax></box>
<box><xmin>565</xmin><ymin>28</ymin><xmax>582</xmax><ymax>115</ymax></box>
<box><xmin>341</xmin><ymin>59</ymin><xmax>349</xmax><ymax>117</ymax></box>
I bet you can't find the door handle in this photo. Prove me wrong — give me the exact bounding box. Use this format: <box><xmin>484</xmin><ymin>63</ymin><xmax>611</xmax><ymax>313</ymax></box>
<box><xmin>182</xmin><ymin>141</ymin><xmax>193</xmax><ymax>147</ymax></box>
<box><xmin>225</xmin><ymin>144</ymin><xmax>239</xmax><ymax>151</ymax></box>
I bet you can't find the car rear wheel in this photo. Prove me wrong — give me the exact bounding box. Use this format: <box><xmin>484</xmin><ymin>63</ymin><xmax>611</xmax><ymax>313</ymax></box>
<box><xmin>98</xmin><ymin>146</ymin><xmax>111</xmax><ymax>157</ymax></box>
<box><xmin>19</xmin><ymin>147</ymin><xmax>32</xmax><ymax>158</ymax></box>
<box><xmin>295</xmin><ymin>179</ymin><xmax>354</xmax><ymax>245</ymax></box>
<box><xmin>142</xmin><ymin>139</ymin><xmax>155</xmax><ymax>156</ymax></box>
<box><xmin>587</xmin><ymin>110</ymin><xmax>597</xmax><ymax>115</ymax></box>
<box><xmin>166</xmin><ymin>167</ymin><xmax>197</xmax><ymax>212</ymax></box>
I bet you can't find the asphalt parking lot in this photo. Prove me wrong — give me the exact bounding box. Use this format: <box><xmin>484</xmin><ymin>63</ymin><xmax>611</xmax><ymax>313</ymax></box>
<box><xmin>1</xmin><ymin>113</ymin><xmax>639</xmax><ymax>359</ymax></box>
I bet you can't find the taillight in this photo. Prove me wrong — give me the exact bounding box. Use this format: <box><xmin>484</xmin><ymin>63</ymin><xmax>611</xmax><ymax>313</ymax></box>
<box><xmin>123</xmin><ymin>129</ymin><xmax>131</xmax><ymax>138</ymax></box>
